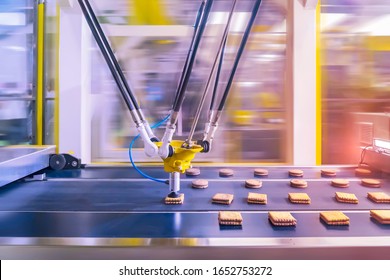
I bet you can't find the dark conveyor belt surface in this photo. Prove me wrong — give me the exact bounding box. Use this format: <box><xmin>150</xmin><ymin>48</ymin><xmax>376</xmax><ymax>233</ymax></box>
<box><xmin>1</xmin><ymin>165</ymin><xmax>390</xmax><ymax>260</ymax></box>
<box><xmin>0</xmin><ymin>178</ymin><xmax>389</xmax><ymax>212</ymax></box>
<box><xmin>0</xmin><ymin>211</ymin><xmax>389</xmax><ymax>239</ymax></box>
<box><xmin>44</xmin><ymin>165</ymin><xmax>382</xmax><ymax>180</ymax></box>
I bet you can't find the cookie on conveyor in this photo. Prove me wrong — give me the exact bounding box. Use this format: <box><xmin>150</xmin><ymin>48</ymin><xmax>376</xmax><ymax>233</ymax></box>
<box><xmin>268</xmin><ymin>211</ymin><xmax>297</xmax><ymax>226</ymax></box>
<box><xmin>335</xmin><ymin>192</ymin><xmax>358</xmax><ymax>204</ymax></box>
<box><xmin>191</xmin><ymin>179</ymin><xmax>208</xmax><ymax>189</ymax></box>
<box><xmin>331</xmin><ymin>179</ymin><xmax>349</xmax><ymax>188</ymax></box>
<box><xmin>218</xmin><ymin>211</ymin><xmax>243</xmax><ymax>226</ymax></box>
<box><xmin>370</xmin><ymin>210</ymin><xmax>390</xmax><ymax>224</ymax></box>
<box><xmin>164</xmin><ymin>193</ymin><xmax>184</xmax><ymax>205</ymax></box>
<box><xmin>212</xmin><ymin>193</ymin><xmax>234</xmax><ymax>205</ymax></box>
<box><xmin>288</xmin><ymin>169</ymin><xmax>304</xmax><ymax>177</ymax></box>
<box><xmin>367</xmin><ymin>192</ymin><xmax>390</xmax><ymax>203</ymax></box>
<box><xmin>245</xmin><ymin>179</ymin><xmax>262</xmax><ymax>189</ymax></box>
<box><xmin>320</xmin><ymin>211</ymin><xmax>350</xmax><ymax>226</ymax></box>
<box><xmin>321</xmin><ymin>168</ymin><xmax>337</xmax><ymax>177</ymax></box>
<box><xmin>219</xmin><ymin>168</ymin><xmax>234</xmax><ymax>177</ymax></box>
<box><xmin>247</xmin><ymin>192</ymin><xmax>267</xmax><ymax>204</ymax></box>
<box><xmin>355</xmin><ymin>168</ymin><xmax>372</xmax><ymax>177</ymax></box>
<box><xmin>186</xmin><ymin>168</ymin><xmax>200</xmax><ymax>176</ymax></box>
<box><xmin>254</xmin><ymin>168</ymin><xmax>269</xmax><ymax>176</ymax></box>
<box><xmin>290</xmin><ymin>179</ymin><xmax>308</xmax><ymax>188</ymax></box>
<box><xmin>361</xmin><ymin>178</ymin><xmax>381</xmax><ymax>188</ymax></box>
<box><xmin>288</xmin><ymin>193</ymin><xmax>311</xmax><ymax>204</ymax></box>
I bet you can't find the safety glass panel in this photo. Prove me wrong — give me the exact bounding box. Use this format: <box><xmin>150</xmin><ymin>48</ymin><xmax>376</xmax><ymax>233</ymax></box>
<box><xmin>0</xmin><ymin>0</ymin><xmax>34</xmax><ymax>146</ymax></box>
<box><xmin>321</xmin><ymin>0</ymin><xmax>390</xmax><ymax>164</ymax></box>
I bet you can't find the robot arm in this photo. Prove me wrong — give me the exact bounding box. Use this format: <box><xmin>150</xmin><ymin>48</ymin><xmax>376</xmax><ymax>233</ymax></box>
<box><xmin>78</xmin><ymin>0</ymin><xmax>263</xmax><ymax>198</ymax></box>
<box><xmin>200</xmin><ymin>0</ymin><xmax>263</xmax><ymax>153</ymax></box>
<box><xmin>158</xmin><ymin>0</ymin><xmax>213</xmax><ymax>160</ymax></box>
<box><xmin>78</xmin><ymin>0</ymin><xmax>159</xmax><ymax>157</ymax></box>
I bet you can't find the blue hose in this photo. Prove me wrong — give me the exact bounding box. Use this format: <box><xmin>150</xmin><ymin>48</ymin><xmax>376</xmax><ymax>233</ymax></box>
<box><xmin>129</xmin><ymin>115</ymin><xmax>170</xmax><ymax>184</ymax></box>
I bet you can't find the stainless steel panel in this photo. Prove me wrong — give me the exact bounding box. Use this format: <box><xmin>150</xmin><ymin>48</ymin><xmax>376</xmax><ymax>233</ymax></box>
<box><xmin>0</xmin><ymin>145</ymin><xmax>55</xmax><ymax>187</ymax></box>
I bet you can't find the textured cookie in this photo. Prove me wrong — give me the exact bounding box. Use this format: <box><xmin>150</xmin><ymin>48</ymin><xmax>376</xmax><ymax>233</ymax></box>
<box><xmin>370</xmin><ymin>210</ymin><xmax>390</xmax><ymax>224</ymax></box>
<box><xmin>186</xmin><ymin>168</ymin><xmax>201</xmax><ymax>176</ymax></box>
<box><xmin>219</xmin><ymin>168</ymin><xmax>234</xmax><ymax>177</ymax></box>
<box><xmin>212</xmin><ymin>193</ymin><xmax>234</xmax><ymax>205</ymax></box>
<box><xmin>164</xmin><ymin>193</ymin><xmax>184</xmax><ymax>205</ymax></box>
<box><xmin>289</xmin><ymin>169</ymin><xmax>304</xmax><ymax>177</ymax></box>
<box><xmin>268</xmin><ymin>211</ymin><xmax>297</xmax><ymax>226</ymax></box>
<box><xmin>367</xmin><ymin>192</ymin><xmax>390</xmax><ymax>203</ymax></box>
<box><xmin>247</xmin><ymin>192</ymin><xmax>267</xmax><ymax>204</ymax></box>
<box><xmin>320</xmin><ymin>211</ymin><xmax>350</xmax><ymax>226</ymax></box>
<box><xmin>288</xmin><ymin>193</ymin><xmax>311</xmax><ymax>204</ymax></box>
<box><xmin>355</xmin><ymin>168</ymin><xmax>372</xmax><ymax>176</ymax></box>
<box><xmin>192</xmin><ymin>179</ymin><xmax>208</xmax><ymax>189</ymax></box>
<box><xmin>321</xmin><ymin>168</ymin><xmax>337</xmax><ymax>177</ymax></box>
<box><xmin>361</xmin><ymin>178</ymin><xmax>381</xmax><ymax>188</ymax></box>
<box><xmin>335</xmin><ymin>192</ymin><xmax>358</xmax><ymax>204</ymax></box>
<box><xmin>331</xmin><ymin>179</ymin><xmax>349</xmax><ymax>188</ymax></box>
<box><xmin>218</xmin><ymin>211</ymin><xmax>243</xmax><ymax>226</ymax></box>
<box><xmin>254</xmin><ymin>168</ymin><xmax>269</xmax><ymax>176</ymax></box>
<box><xmin>290</xmin><ymin>179</ymin><xmax>308</xmax><ymax>188</ymax></box>
<box><xmin>245</xmin><ymin>179</ymin><xmax>262</xmax><ymax>189</ymax></box>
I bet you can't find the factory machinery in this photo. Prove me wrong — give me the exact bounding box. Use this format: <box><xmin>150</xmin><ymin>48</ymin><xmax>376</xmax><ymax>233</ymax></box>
<box><xmin>0</xmin><ymin>0</ymin><xmax>390</xmax><ymax>259</ymax></box>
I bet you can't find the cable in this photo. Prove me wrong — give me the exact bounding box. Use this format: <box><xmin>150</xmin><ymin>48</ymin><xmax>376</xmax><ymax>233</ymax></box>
<box><xmin>359</xmin><ymin>145</ymin><xmax>372</xmax><ymax>167</ymax></box>
<box><xmin>129</xmin><ymin>114</ymin><xmax>170</xmax><ymax>184</ymax></box>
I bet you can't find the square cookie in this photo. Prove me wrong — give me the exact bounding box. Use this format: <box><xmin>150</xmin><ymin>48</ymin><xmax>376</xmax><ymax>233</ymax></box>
<box><xmin>320</xmin><ymin>211</ymin><xmax>349</xmax><ymax>226</ymax></box>
<box><xmin>218</xmin><ymin>211</ymin><xmax>243</xmax><ymax>226</ymax></box>
<box><xmin>288</xmin><ymin>193</ymin><xmax>311</xmax><ymax>204</ymax></box>
<box><xmin>164</xmin><ymin>193</ymin><xmax>184</xmax><ymax>205</ymax></box>
<box><xmin>212</xmin><ymin>193</ymin><xmax>234</xmax><ymax>205</ymax></box>
<box><xmin>335</xmin><ymin>192</ymin><xmax>358</xmax><ymax>204</ymax></box>
<box><xmin>247</xmin><ymin>192</ymin><xmax>267</xmax><ymax>204</ymax></box>
<box><xmin>367</xmin><ymin>192</ymin><xmax>390</xmax><ymax>203</ymax></box>
<box><xmin>268</xmin><ymin>211</ymin><xmax>297</xmax><ymax>226</ymax></box>
<box><xmin>370</xmin><ymin>210</ymin><xmax>390</xmax><ymax>224</ymax></box>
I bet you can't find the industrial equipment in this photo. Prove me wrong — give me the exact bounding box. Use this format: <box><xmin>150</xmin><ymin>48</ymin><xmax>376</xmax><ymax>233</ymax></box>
<box><xmin>0</xmin><ymin>0</ymin><xmax>390</xmax><ymax>260</ymax></box>
<box><xmin>77</xmin><ymin>0</ymin><xmax>262</xmax><ymax>199</ymax></box>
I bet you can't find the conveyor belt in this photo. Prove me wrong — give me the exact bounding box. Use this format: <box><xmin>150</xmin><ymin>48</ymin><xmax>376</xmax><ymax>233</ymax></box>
<box><xmin>0</xmin><ymin>166</ymin><xmax>388</xmax><ymax>212</ymax></box>
<box><xmin>0</xmin><ymin>165</ymin><xmax>389</xmax><ymax>259</ymax></box>
<box><xmin>0</xmin><ymin>211</ymin><xmax>389</xmax><ymax>238</ymax></box>
<box><xmin>44</xmin><ymin>165</ymin><xmax>382</xmax><ymax>180</ymax></box>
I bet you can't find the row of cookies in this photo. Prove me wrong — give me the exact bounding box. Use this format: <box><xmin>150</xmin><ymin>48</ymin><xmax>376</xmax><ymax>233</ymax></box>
<box><xmin>218</xmin><ymin>210</ymin><xmax>390</xmax><ymax>226</ymax></box>
<box><xmin>189</xmin><ymin>178</ymin><xmax>389</xmax><ymax>205</ymax></box>
<box><xmin>191</xmin><ymin>178</ymin><xmax>383</xmax><ymax>190</ymax></box>
<box><xmin>209</xmin><ymin>191</ymin><xmax>390</xmax><ymax>205</ymax></box>
<box><xmin>186</xmin><ymin>167</ymin><xmax>375</xmax><ymax>178</ymax></box>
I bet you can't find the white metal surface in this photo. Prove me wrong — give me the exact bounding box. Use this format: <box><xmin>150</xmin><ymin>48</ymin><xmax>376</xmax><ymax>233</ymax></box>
<box><xmin>0</xmin><ymin>145</ymin><xmax>55</xmax><ymax>187</ymax></box>
<box><xmin>58</xmin><ymin>5</ymin><xmax>92</xmax><ymax>163</ymax></box>
<box><xmin>292</xmin><ymin>0</ymin><xmax>317</xmax><ymax>165</ymax></box>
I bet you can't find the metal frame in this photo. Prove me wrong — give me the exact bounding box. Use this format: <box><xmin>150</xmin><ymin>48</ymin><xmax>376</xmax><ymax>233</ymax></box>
<box><xmin>1</xmin><ymin>235</ymin><xmax>390</xmax><ymax>260</ymax></box>
<box><xmin>34</xmin><ymin>0</ymin><xmax>46</xmax><ymax>145</ymax></box>
<box><xmin>58</xmin><ymin>3</ymin><xmax>92</xmax><ymax>163</ymax></box>
<box><xmin>286</xmin><ymin>0</ymin><xmax>318</xmax><ymax>165</ymax></box>
<box><xmin>0</xmin><ymin>145</ymin><xmax>55</xmax><ymax>187</ymax></box>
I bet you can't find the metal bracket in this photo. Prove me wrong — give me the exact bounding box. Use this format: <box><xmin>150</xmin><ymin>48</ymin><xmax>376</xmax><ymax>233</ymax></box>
<box><xmin>49</xmin><ymin>154</ymin><xmax>81</xmax><ymax>170</ymax></box>
<box><xmin>23</xmin><ymin>173</ymin><xmax>47</xmax><ymax>182</ymax></box>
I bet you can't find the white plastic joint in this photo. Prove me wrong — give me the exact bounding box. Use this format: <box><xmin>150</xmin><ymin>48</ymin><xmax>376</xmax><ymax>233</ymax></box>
<box><xmin>137</xmin><ymin>124</ymin><xmax>158</xmax><ymax>157</ymax></box>
<box><xmin>158</xmin><ymin>126</ymin><xmax>175</xmax><ymax>159</ymax></box>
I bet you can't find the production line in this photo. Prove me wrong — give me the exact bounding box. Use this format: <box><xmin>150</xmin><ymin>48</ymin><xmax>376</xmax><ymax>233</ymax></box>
<box><xmin>1</xmin><ymin>0</ymin><xmax>390</xmax><ymax>260</ymax></box>
<box><xmin>0</xmin><ymin>162</ymin><xmax>390</xmax><ymax>259</ymax></box>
